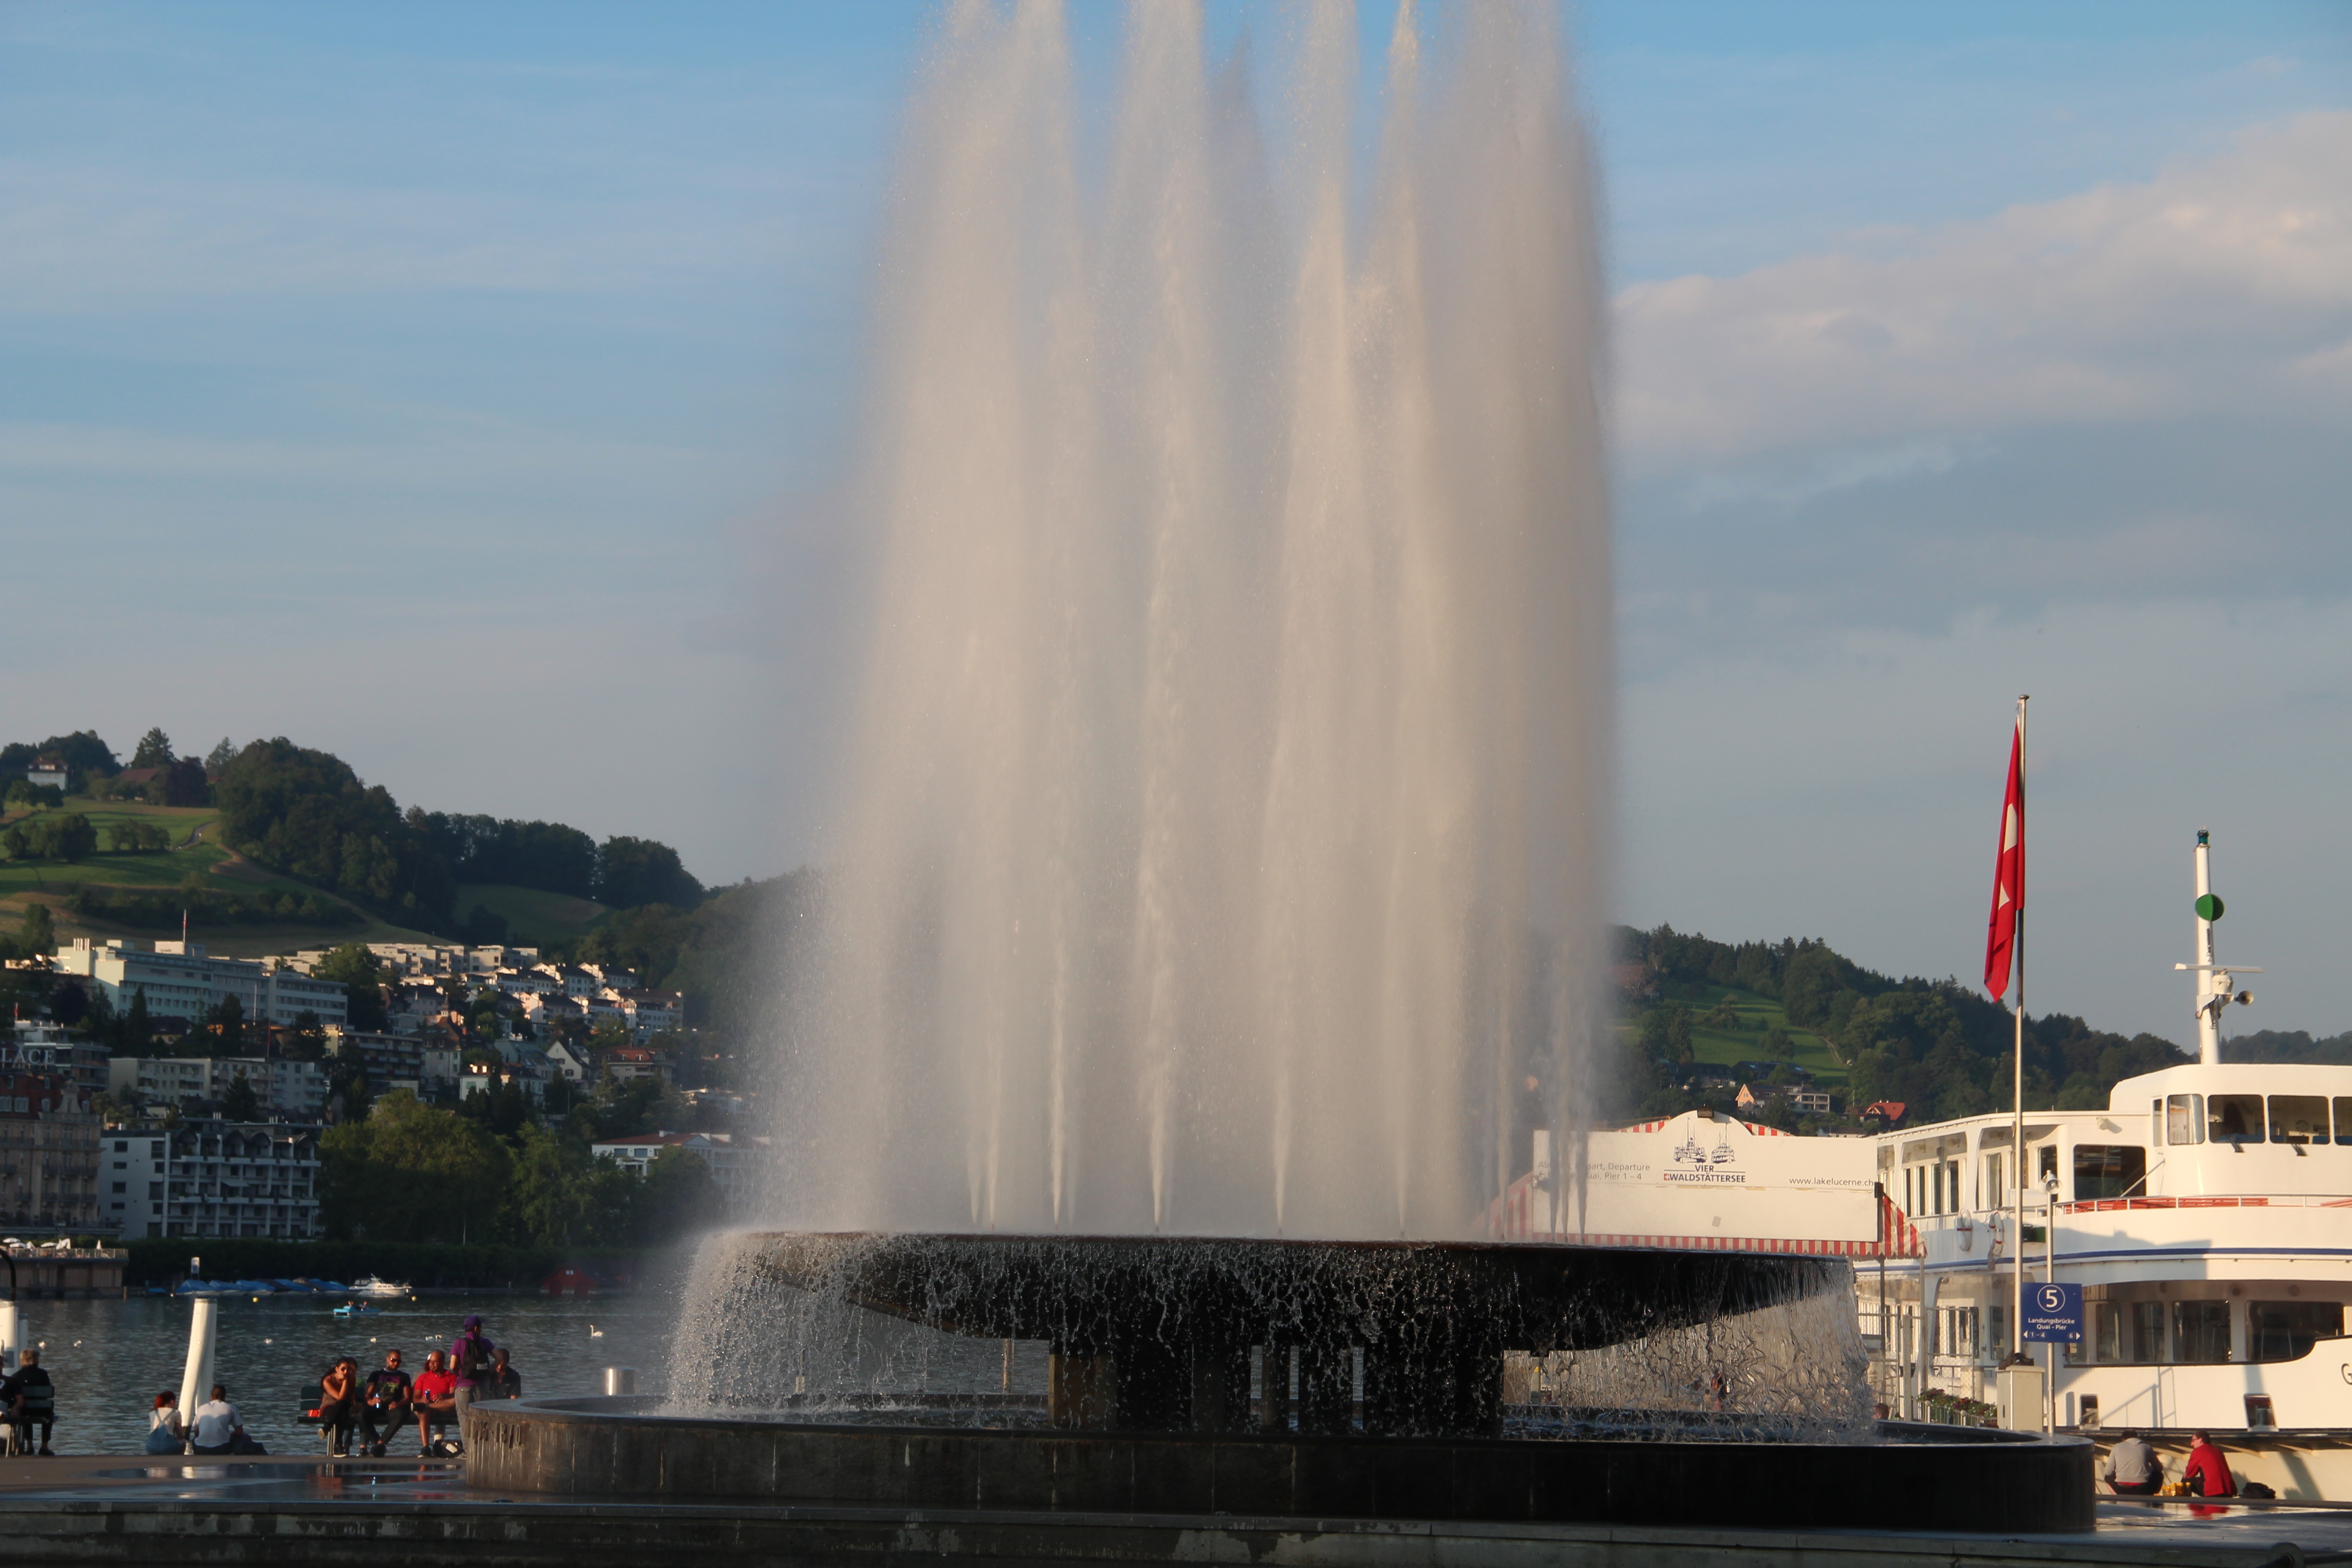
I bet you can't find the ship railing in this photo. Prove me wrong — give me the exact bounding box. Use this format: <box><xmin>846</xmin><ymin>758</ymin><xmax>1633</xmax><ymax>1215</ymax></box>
<box><xmin>2061</xmin><ymin>1194</ymin><xmax>2352</xmax><ymax>1214</ymax></box>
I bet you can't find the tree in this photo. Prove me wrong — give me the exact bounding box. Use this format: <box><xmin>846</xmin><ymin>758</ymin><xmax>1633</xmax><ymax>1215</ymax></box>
<box><xmin>1663</xmin><ymin>1005</ymin><xmax>1695</xmax><ymax>1067</ymax></box>
<box><xmin>131</xmin><ymin>729</ymin><xmax>174</xmax><ymax>769</ymax></box>
<box><xmin>27</xmin><ymin>813</ymin><xmax>98</xmax><ymax>863</ymax></box>
<box><xmin>207</xmin><ymin>993</ymin><xmax>245</xmax><ymax>1053</ymax></box>
<box><xmin>162</xmin><ymin>757</ymin><xmax>211</xmax><ymax>808</ymax></box>
<box><xmin>511</xmin><ymin>1124</ymin><xmax>632</xmax><ymax>1246</ymax></box>
<box><xmin>627</xmin><ymin>1145</ymin><xmax>725</xmax><ymax>1246</ymax></box>
<box><xmin>220</xmin><ymin>1070</ymin><xmax>261</xmax><ymax>1122</ymax></box>
<box><xmin>319</xmin><ymin>1091</ymin><xmax>512</xmax><ymax>1243</ymax></box>
<box><xmin>280</xmin><ymin>1010</ymin><xmax>327</xmax><ymax>1061</ymax></box>
<box><xmin>213</xmin><ymin>739</ymin><xmax>454</xmax><ymax>926</ymax></box>
<box><xmin>1763</xmin><ymin>1024</ymin><xmax>1794</xmax><ymax>1061</ymax></box>
<box><xmin>316</xmin><ymin>944</ymin><xmax>388</xmax><ymax>1031</ymax></box>
<box><xmin>18</xmin><ymin>902</ymin><xmax>54</xmax><ymax>957</ymax></box>
<box><xmin>204</xmin><ymin>738</ymin><xmax>236</xmax><ymax>778</ymax></box>
<box><xmin>593</xmin><ymin>836</ymin><xmax>704</xmax><ymax>911</ymax></box>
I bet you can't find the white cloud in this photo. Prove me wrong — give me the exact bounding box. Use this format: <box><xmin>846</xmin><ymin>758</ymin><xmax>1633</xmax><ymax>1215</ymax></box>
<box><xmin>1613</xmin><ymin>112</ymin><xmax>2352</xmax><ymax>470</ymax></box>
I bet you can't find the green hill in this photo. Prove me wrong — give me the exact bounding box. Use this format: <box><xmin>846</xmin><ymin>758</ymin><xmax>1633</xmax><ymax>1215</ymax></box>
<box><xmin>1615</xmin><ymin>980</ymin><xmax>1847</xmax><ymax>1089</ymax></box>
<box><xmin>0</xmin><ymin>798</ymin><xmax>411</xmax><ymax>948</ymax></box>
<box><xmin>454</xmin><ymin>882</ymin><xmax>610</xmax><ymax>943</ymax></box>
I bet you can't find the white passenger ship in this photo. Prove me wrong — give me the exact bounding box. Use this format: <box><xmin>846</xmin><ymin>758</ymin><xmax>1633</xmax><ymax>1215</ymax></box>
<box><xmin>1864</xmin><ymin>831</ymin><xmax>2352</xmax><ymax>1493</ymax></box>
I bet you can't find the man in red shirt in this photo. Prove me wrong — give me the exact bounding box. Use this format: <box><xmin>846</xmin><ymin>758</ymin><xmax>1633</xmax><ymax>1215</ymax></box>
<box><xmin>410</xmin><ymin>1350</ymin><xmax>460</xmax><ymax>1457</ymax></box>
<box><xmin>2184</xmin><ymin>1431</ymin><xmax>2237</xmax><ymax>1498</ymax></box>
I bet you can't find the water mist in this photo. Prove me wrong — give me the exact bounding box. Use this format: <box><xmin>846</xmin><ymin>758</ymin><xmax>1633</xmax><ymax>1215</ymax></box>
<box><xmin>760</xmin><ymin>0</ymin><xmax>1611</xmax><ymax>1245</ymax></box>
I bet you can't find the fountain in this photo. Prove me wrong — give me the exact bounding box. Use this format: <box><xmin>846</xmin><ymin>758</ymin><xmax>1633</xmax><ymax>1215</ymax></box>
<box><xmin>468</xmin><ymin>0</ymin><xmax>2088</xmax><ymax>1537</ymax></box>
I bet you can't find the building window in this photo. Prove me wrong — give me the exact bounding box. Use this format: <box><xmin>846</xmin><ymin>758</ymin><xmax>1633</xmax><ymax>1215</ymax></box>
<box><xmin>111</xmin><ymin>1182</ymin><xmax>125</xmax><ymax>1194</ymax></box>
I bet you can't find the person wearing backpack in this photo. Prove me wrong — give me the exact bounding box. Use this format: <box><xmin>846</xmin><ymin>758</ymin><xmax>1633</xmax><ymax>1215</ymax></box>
<box><xmin>448</xmin><ymin>1314</ymin><xmax>495</xmax><ymax>1440</ymax></box>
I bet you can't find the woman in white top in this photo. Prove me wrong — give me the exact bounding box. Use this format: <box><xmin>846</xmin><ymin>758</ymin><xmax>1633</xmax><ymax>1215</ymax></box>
<box><xmin>145</xmin><ymin>1391</ymin><xmax>185</xmax><ymax>1455</ymax></box>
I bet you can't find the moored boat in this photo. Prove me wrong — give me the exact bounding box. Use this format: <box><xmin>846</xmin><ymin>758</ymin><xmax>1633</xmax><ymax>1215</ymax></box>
<box><xmin>1862</xmin><ymin>830</ymin><xmax>2352</xmax><ymax>1497</ymax></box>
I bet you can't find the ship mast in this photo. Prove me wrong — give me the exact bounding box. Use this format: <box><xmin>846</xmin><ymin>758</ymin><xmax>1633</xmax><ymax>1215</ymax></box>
<box><xmin>2180</xmin><ymin>828</ymin><xmax>2257</xmax><ymax>1066</ymax></box>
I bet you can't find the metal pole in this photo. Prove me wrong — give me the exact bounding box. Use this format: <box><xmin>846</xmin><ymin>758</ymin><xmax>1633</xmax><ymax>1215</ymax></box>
<box><xmin>2045</xmin><ymin>1181</ymin><xmax>2058</xmax><ymax>1433</ymax></box>
<box><xmin>2010</xmin><ymin>695</ymin><xmax>2027</xmax><ymax>1360</ymax></box>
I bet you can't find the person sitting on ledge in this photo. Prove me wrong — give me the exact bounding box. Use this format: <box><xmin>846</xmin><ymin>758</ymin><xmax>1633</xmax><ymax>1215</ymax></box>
<box><xmin>2184</xmin><ymin>1431</ymin><xmax>2237</xmax><ymax>1498</ymax></box>
<box><xmin>2103</xmin><ymin>1431</ymin><xmax>2161</xmax><ymax>1494</ymax></box>
<box><xmin>189</xmin><ymin>1384</ymin><xmax>242</xmax><ymax>1456</ymax></box>
<box><xmin>411</xmin><ymin>1351</ymin><xmax>459</xmax><ymax>1456</ymax></box>
<box><xmin>2</xmin><ymin>1350</ymin><xmax>56</xmax><ymax>1456</ymax></box>
<box><xmin>487</xmin><ymin>1347</ymin><xmax>521</xmax><ymax>1401</ymax></box>
<box><xmin>358</xmin><ymin>1350</ymin><xmax>412</xmax><ymax>1459</ymax></box>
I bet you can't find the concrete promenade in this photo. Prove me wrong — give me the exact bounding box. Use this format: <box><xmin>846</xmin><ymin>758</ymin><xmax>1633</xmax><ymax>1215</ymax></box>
<box><xmin>0</xmin><ymin>1456</ymin><xmax>2340</xmax><ymax>1566</ymax></box>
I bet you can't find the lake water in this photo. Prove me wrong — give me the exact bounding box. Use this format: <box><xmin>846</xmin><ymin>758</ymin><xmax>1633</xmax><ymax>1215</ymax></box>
<box><xmin>15</xmin><ymin>1292</ymin><xmax>680</xmax><ymax>1455</ymax></box>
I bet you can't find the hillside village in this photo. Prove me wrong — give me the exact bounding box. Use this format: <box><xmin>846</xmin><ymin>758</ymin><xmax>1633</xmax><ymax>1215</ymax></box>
<box><xmin>0</xmin><ymin>729</ymin><xmax>762</xmax><ymax>1250</ymax></box>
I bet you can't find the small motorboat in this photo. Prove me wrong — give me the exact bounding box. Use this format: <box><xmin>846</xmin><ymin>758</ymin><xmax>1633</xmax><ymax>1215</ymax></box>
<box><xmin>332</xmin><ymin>1301</ymin><xmax>377</xmax><ymax>1318</ymax></box>
<box><xmin>350</xmin><ymin>1275</ymin><xmax>412</xmax><ymax>1298</ymax></box>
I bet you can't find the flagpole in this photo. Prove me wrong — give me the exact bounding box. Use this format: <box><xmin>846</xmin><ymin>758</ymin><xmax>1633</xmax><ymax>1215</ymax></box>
<box><xmin>2010</xmin><ymin>694</ymin><xmax>2028</xmax><ymax>1362</ymax></box>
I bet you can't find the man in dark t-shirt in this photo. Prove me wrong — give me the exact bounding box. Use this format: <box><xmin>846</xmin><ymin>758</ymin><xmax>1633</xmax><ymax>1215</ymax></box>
<box><xmin>3</xmin><ymin>1350</ymin><xmax>57</xmax><ymax>1455</ymax></box>
<box><xmin>357</xmin><ymin>1350</ymin><xmax>413</xmax><ymax>1457</ymax></box>
<box><xmin>486</xmin><ymin>1348</ymin><xmax>521</xmax><ymax>1400</ymax></box>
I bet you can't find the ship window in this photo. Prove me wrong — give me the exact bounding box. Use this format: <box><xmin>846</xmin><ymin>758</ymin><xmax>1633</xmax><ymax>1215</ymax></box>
<box><xmin>2269</xmin><ymin>1096</ymin><xmax>2328</xmax><ymax>1146</ymax></box>
<box><xmin>2208</xmin><ymin>1094</ymin><xmax>2264</xmax><ymax>1146</ymax></box>
<box><xmin>2250</xmin><ymin>1301</ymin><xmax>2342</xmax><ymax>1362</ymax></box>
<box><xmin>2074</xmin><ymin>1144</ymin><xmax>2146</xmax><ymax>1201</ymax></box>
<box><xmin>2337</xmin><ymin>1098</ymin><xmax>2352</xmax><ymax>1147</ymax></box>
<box><xmin>2130</xmin><ymin>1301</ymin><xmax>2166</xmax><ymax>1364</ymax></box>
<box><xmin>2094</xmin><ymin>1302</ymin><xmax>2122</xmax><ymax>1363</ymax></box>
<box><xmin>2167</xmin><ymin>1094</ymin><xmax>2204</xmax><ymax>1145</ymax></box>
<box><xmin>2173</xmin><ymin>1301</ymin><xmax>2231</xmax><ymax>1364</ymax></box>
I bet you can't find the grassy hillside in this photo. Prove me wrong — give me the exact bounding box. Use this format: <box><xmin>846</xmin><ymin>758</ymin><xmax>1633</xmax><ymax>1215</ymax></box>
<box><xmin>456</xmin><ymin>882</ymin><xmax>609</xmax><ymax>942</ymax></box>
<box><xmin>1613</xmin><ymin>980</ymin><xmax>1848</xmax><ymax>1089</ymax></box>
<box><xmin>0</xmin><ymin>798</ymin><xmax>438</xmax><ymax>952</ymax></box>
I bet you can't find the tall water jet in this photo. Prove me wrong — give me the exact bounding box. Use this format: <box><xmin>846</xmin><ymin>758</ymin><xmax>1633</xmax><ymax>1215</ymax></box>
<box><xmin>484</xmin><ymin>6</ymin><xmax>2094</xmax><ymax>1527</ymax></box>
<box><xmin>770</xmin><ymin>0</ymin><xmax>1612</xmax><ymax>1246</ymax></box>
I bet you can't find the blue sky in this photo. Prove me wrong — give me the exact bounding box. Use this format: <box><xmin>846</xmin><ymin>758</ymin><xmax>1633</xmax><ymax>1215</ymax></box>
<box><xmin>3</xmin><ymin>2</ymin><xmax>2346</xmax><ymax>1041</ymax></box>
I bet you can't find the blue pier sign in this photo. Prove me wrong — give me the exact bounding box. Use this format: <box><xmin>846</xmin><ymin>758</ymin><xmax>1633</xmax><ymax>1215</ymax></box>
<box><xmin>2022</xmin><ymin>1282</ymin><xmax>2084</xmax><ymax>1343</ymax></box>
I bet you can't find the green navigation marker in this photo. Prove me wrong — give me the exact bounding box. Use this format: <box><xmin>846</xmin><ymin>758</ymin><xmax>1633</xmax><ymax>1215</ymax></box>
<box><xmin>2196</xmin><ymin>892</ymin><xmax>2225</xmax><ymax>922</ymax></box>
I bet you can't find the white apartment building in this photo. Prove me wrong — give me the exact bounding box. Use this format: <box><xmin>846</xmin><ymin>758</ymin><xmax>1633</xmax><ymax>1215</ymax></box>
<box><xmin>107</xmin><ymin>1055</ymin><xmax>330</xmax><ymax>1119</ymax></box>
<box><xmin>107</xmin><ymin>1120</ymin><xmax>323</xmax><ymax>1241</ymax></box>
<box><xmin>51</xmin><ymin>939</ymin><xmax>348</xmax><ymax>1029</ymax></box>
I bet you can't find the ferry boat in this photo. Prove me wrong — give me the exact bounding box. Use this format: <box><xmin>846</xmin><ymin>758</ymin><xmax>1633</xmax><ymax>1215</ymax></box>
<box><xmin>1862</xmin><ymin>830</ymin><xmax>2352</xmax><ymax>1495</ymax></box>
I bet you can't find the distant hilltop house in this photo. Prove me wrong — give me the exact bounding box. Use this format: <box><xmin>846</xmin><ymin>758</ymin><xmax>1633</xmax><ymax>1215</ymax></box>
<box><xmin>24</xmin><ymin>757</ymin><xmax>69</xmax><ymax>792</ymax></box>
<box><xmin>1861</xmin><ymin>1100</ymin><xmax>1908</xmax><ymax>1127</ymax></box>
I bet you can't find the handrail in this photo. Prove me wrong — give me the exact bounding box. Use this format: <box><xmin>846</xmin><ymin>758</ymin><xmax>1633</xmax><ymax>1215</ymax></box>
<box><xmin>2062</xmin><ymin>1194</ymin><xmax>2352</xmax><ymax>1214</ymax></box>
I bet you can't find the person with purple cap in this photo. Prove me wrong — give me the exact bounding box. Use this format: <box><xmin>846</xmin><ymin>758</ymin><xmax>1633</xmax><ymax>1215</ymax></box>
<box><xmin>449</xmin><ymin>1313</ymin><xmax>496</xmax><ymax>1441</ymax></box>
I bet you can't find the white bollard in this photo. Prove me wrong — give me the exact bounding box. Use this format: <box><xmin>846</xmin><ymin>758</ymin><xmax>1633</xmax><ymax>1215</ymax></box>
<box><xmin>0</xmin><ymin>1298</ymin><xmax>18</xmax><ymax>1374</ymax></box>
<box><xmin>176</xmin><ymin>1297</ymin><xmax>218</xmax><ymax>1423</ymax></box>
<box><xmin>603</xmin><ymin>1367</ymin><xmax>637</xmax><ymax>1396</ymax></box>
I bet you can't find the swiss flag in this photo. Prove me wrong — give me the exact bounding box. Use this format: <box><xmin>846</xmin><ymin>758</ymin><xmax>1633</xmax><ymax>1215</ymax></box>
<box><xmin>1984</xmin><ymin>710</ymin><xmax>2024</xmax><ymax>998</ymax></box>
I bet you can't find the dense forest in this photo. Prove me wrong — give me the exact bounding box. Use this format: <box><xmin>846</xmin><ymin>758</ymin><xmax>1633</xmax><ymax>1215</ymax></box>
<box><xmin>1609</xmin><ymin>925</ymin><xmax>2197</xmax><ymax>1126</ymax></box>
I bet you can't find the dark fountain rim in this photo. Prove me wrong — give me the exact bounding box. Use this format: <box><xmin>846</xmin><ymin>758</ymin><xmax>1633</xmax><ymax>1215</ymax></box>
<box><xmin>464</xmin><ymin>1397</ymin><xmax>2096</xmax><ymax>1534</ymax></box>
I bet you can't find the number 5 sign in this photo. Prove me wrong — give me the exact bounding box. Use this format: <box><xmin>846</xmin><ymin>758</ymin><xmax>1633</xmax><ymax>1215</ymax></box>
<box><xmin>2023</xmin><ymin>1282</ymin><xmax>2083</xmax><ymax>1343</ymax></box>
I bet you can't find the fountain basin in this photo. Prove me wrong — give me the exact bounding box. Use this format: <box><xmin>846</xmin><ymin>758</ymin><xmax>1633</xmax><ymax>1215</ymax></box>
<box><xmin>465</xmin><ymin>1397</ymin><xmax>2093</xmax><ymax>1534</ymax></box>
<box><xmin>722</xmin><ymin>1231</ymin><xmax>1855</xmax><ymax>1436</ymax></box>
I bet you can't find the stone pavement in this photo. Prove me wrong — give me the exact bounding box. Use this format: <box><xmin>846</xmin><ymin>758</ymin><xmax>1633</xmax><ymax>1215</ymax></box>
<box><xmin>0</xmin><ymin>1455</ymin><xmax>2342</xmax><ymax>1565</ymax></box>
